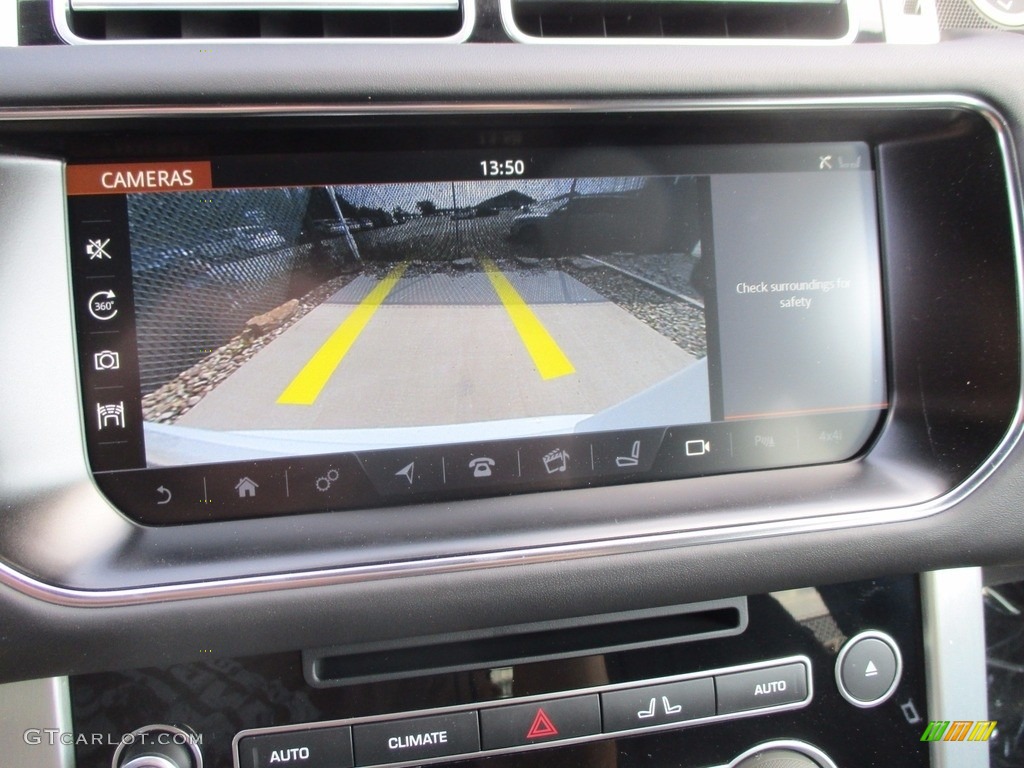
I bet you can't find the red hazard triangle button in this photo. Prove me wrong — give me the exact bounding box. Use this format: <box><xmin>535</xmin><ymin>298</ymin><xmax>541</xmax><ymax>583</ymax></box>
<box><xmin>526</xmin><ymin>708</ymin><xmax>559</xmax><ymax>739</ymax></box>
<box><xmin>479</xmin><ymin>695</ymin><xmax>600</xmax><ymax>750</ymax></box>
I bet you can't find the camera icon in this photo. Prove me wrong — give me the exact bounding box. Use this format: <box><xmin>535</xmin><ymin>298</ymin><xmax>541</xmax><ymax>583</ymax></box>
<box><xmin>93</xmin><ymin>350</ymin><xmax>120</xmax><ymax>371</ymax></box>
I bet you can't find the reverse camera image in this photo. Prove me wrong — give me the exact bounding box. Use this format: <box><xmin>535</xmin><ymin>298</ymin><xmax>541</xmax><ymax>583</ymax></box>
<box><xmin>130</xmin><ymin>176</ymin><xmax>710</xmax><ymax>466</ymax></box>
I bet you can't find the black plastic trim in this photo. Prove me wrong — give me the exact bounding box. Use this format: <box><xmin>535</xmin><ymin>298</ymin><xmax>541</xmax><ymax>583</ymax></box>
<box><xmin>304</xmin><ymin>598</ymin><xmax>747</xmax><ymax>686</ymax></box>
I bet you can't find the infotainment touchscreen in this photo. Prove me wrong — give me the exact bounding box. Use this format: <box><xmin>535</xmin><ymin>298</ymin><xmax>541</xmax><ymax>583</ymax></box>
<box><xmin>67</xmin><ymin>142</ymin><xmax>886</xmax><ymax>523</ymax></box>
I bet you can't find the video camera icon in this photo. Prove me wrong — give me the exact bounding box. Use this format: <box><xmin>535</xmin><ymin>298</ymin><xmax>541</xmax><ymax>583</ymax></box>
<box><xmin>685</xmin><ymin>439</ymin><xmax>710</xmax><ymax>457</ymax></box>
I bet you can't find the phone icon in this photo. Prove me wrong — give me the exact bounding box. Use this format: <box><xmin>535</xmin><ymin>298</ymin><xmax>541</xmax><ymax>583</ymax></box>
<box><xmin>469</xmin><ymin>457</ymin><xmax>496</xmax><ymax>478</ymax></box>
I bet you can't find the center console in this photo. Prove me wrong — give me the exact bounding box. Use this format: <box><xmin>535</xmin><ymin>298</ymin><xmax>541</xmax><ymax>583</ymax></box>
<box><xmin>69</xmin><ymin>577</ymin><xmax>929</xmax><ymax>768</ymax></box>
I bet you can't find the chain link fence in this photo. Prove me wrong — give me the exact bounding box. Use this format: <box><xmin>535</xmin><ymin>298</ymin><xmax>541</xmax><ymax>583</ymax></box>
<box><xmin>129</xmin><ymin>187</ymin><xmax>322</xmax><ymax>394</ymax></box>
<box><xmin>128</xmin><ymin>177</ymin><xmax>695</xmax><ymax>394</ymax></box>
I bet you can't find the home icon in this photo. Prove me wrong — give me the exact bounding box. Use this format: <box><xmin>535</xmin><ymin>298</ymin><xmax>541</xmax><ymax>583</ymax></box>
<box><xmin>235</xmin><ymin>477</ymin><xmax>259</xmax><ymax>498</ymax></box>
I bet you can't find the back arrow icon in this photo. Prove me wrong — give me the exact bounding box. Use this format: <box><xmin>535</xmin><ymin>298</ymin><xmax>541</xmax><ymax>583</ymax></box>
<box><xmin>156</xmin><ymin>486</ymin><xmax>172</xmax><ymax>504</ymax></box>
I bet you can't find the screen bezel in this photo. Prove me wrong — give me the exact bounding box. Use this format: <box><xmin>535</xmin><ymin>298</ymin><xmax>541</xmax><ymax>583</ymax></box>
<box><xmin>0</xmin><ymin>97</ymin><xmax>1017</xmax><ymax>598</ymax></box>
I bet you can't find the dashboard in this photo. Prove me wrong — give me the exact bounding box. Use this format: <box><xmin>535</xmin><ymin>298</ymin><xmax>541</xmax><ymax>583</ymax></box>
<box><xmin>2</xmin><ymin>1</ymin><xmax>1024</xmax><ymax>767</ymax></box>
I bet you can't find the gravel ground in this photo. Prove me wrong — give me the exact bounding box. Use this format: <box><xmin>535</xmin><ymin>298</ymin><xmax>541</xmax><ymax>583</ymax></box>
<box><xmin>558</xmin><ymin>257</ymin><xmax>707</xmax><ymax>360</ymax></box>
<box><xmin>141</xmin><ymin>269</ymin><xmax>362</xmax><ymax>424</ymax></box>
<box><xmin>587</xmin><ymin>249</ymin><xmax>704</xmax><ymax>303</ymax></box>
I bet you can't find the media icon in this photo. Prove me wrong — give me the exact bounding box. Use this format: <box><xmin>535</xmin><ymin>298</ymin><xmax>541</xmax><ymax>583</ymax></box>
<box><xmin>96</xmin><ymin>401</ymin><xmax>126</xmax><ymax>430</ymax></box>
<box><xmin>93</xmin><ymin>350</ymin><xmax>120</xmax><ymax>371</ymax></box>
<box><xmin>542</xmin><ymin>448</ymin><xmax>569</xmax><ymax>474</ymax></box>
<box><xmin>85</xmin><ymin>238</ymin><xmax>111</xmax><ymax>260</ymax></box>
<box><xmin>615</xmin><ymin>440</ymin><xmax>641</xmax><ymax>468</ymax></box>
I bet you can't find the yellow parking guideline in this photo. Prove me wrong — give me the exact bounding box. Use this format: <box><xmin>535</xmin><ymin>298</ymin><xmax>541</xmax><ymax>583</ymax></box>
<box><xmin>480</xmin><ymin>257</ymin><xmax>575</xmax><ymax>380</ymax></box>
<box><xmin>277</xmin><ymin>262</ymin><xmax>410</xmax><ymax>406</ymax></box>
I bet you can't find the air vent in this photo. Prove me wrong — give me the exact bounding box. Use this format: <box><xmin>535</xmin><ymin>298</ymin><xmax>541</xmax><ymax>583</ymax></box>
<box><xmin>501</xmin><ymin>0</ymin><xmax>853</xmax><ymax>41</ymax></box>
<box><xmin>58</xmin><ymin>0</ymin><xmax>472</xmax><ymax>40</ymax></box>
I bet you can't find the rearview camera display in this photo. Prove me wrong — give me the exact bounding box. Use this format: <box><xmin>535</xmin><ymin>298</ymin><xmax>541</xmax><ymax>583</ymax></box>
<box><xmin>68</xmin><ymin>142</ymin><xmax>887</xmax><ymax>523</ymax></box>
<box><xmin>130</xmin><ymin>176</ymin><xmax>710</xmax><ymax>465</ymax></box>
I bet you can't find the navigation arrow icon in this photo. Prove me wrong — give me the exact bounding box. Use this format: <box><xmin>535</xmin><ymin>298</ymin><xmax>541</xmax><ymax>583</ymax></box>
<box><xmin>395</xmin><ymin>462</ymin><xmax>415</xmax><ymax>485</ymax></box>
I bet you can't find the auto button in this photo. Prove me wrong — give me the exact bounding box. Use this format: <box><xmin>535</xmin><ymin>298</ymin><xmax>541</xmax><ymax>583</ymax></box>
<box><xmin>715</xmin><ymin>662</ymin><xmax>809</xmax><ymax>715</ymax></box>
<box><xmin>236</xmin><ymin>726</ymin><xmax>353</xmax><ymax>768</ymax></box>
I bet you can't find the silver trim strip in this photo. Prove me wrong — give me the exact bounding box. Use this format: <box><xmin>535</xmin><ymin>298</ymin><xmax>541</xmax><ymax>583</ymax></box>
<box><xmin>0</xmin><ymin>677</ymin><xmax>74</xmax><ymax>768</ymax></box>
<box><xmin>232</xmin><ymin>655</ymin><xmax>813</xmax><ymax>768</ymax></box>
<box><xmin>0</xmin><ymin>95</ymin><xmax>1007</xmax><ymax>121</ymax></box>
<box><xmin>72</xmin><ymin>0</ymin><xmax>458</xmax><ymax>9</ymax></box>
<box><xmin>922</xmin><ymin>568</ymin><xmax>991</xmax><ymax>768</ymax></box>
<box><xmin>0</xmin><ymin>95</ymin><xmax>1019</xmax><ymax>608</ymax></box>
<box><xmin>499</xmin><ymin>0</ymin><xmax>859</xmax><ymax>45</ymax></box>
<box><xmin>53</xmin><ymin>0</ymin><xmax>475</xmax><ymax>43</ymax></box>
